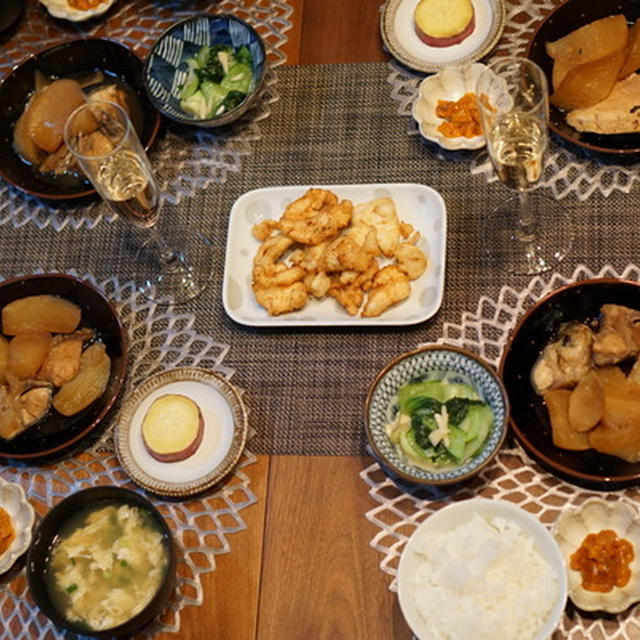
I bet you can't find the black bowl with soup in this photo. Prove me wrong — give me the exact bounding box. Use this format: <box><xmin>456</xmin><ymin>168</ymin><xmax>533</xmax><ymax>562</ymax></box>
<box><xmin>27</xmin><ymin>486</ymin><xmax>175</xmax><ymax>637</ymax></box>
<box><xmin>0</xmin><ymin>37</ymin><xmax>161</xmax><ymax>200</ymax></box>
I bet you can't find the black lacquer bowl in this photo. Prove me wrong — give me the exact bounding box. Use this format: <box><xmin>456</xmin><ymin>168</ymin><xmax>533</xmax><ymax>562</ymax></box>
<box><xmin>27</xmin><ymin>486</ymin><xmax>175</xmax><ymax>638</ymax></box>
<box><xmin>526</xmin><ymin>0</ymin><xmax>640</xmax><ymax>154</ymax></box>
<box><xmin>500</xmin><ymin>278</ymin><xmax>640</xmax><ymax>489</ymax></box>
<box><xmin>0</xmin><ymin>37</ymin><xmax>161</xmax><ymax>199</ymax></box>
<box><xmin>0</xmin><ymin>273</ymin><xmax>127</xmax><ymax>460</ymax></box>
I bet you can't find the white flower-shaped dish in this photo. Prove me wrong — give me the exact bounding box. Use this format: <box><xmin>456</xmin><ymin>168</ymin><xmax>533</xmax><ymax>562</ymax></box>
<box><xmin>553</xmin><ymin>498</ymin><xmax>640</xmax><ymax>613</ymax></box>
<box><xmin>38</xmin><ymin>0</ymin><xmax>116</xmax><ymax>21</ymax></box>
<box><xmin>0</xmin><ymin>478</ymin><xmax>34</xmax><ymax>574</ymax></box>
<box><xmin>412</xmin><ymin>62</ymin><xmax>487</xmax><ymax>151</ymax></box>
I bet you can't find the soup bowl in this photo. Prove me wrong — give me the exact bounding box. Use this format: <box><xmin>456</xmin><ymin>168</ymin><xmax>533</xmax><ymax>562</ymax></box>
<box><xmin>26</xmin><ymin>486</ymin><xmax>175</xmax><ymax>638</ymax></box>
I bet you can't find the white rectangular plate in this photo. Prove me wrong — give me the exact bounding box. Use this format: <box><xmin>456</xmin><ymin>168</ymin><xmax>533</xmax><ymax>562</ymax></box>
<box><xmin>222</xmin><ymin>183</ymin><xmax>447</xmax><ymax>327</ymax></box>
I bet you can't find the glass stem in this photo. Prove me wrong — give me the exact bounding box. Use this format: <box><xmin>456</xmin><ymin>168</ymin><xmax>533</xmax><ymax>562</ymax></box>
<box><xmin>516</xmin><ymin>190</ymin><xmax>535</xmax><ymax>243</ymax></box>
<box><xmin>147</xmin><ymin>225</ymin><xmax>183</xmax><ymax>268</ymax></box>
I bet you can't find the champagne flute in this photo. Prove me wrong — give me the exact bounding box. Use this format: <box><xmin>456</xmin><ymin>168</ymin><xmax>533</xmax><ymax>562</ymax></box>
<box><xmin>476</xmin><ymin>57</ymin><xmax>573</xmax><ymax>275</ymax></box>
<box><xmin>64</xmin><ymin>100</ymin><xmax>214</xmax><ymax>304</ymax></box>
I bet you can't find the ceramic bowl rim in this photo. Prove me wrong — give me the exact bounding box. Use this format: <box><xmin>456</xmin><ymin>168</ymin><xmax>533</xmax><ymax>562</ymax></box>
<box><xmin>365</xmin><ymin>344</ymin><xmax>510</xmax><ymax>485</ymax></box>
<box><xmin>143</xmin><ymin>12</ymin><xmax>267</xmax><ymax>127</ymax></box>
<box><xmin>397</xmin><ymin>497</ymin><xmax>568</xmax><ymax>640</ymax></box>
<box><xmin>0</xmin><ymin>36</ymin><xmax>161</xmax><ymax>200</ymax></box>
<box><xmin>0</xmin><ymin>272</ymin><xmax>128</xmax><ymax>459</ymax></box>
<box><xmin>499</xmin><ymin>276</ymin><xmax>640</xmax><ymax>486</ymax></box>
<box><xmin>26</xmin><ymin>485</ymin><xmax>176</xmax><ymax>637</ymax></box>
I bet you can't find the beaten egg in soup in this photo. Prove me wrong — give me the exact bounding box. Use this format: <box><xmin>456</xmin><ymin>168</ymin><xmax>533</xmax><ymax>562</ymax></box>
<box><xmin>46</xmin><ymin>502</ymin><xmax>168</xmax><ymax>631</ymax></box>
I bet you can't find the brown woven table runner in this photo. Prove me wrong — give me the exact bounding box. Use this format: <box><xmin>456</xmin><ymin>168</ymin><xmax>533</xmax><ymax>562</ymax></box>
<box><xmin>1</xmin><ymin>61</ymin><xmax>638</xmax><ymax>455</ymax></box>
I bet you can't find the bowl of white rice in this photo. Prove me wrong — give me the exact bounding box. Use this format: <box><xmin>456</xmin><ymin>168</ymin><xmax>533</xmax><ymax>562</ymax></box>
<box><xmin>397</xmin><ymin>498</ymin><xmax>568</xmax><ymax>640</ymax></box>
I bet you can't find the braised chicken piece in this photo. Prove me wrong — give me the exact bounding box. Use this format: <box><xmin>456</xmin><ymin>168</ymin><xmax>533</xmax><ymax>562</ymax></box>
<box><xmin>37</xmin><ymin>328</ymin><xmax>94</xmax><ymax>387</ymax></box>
<box><xmin>531</xmin><ymin>322</ymin><xmax>595</xmax><ymax>393</ymax></box>
<box><xmin>593</xmin><ymin>304</ymin><xmax>640</xmax><ymax>365</ymax></box>
<box><xmin>0</xmin><ymin>380</ymin><xmax>53</xmax><ymax>440</ymax></box>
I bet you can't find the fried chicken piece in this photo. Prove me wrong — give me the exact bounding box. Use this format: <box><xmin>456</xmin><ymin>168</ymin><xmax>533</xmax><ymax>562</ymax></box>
<box><xmin>252</xmin><ymin>219</ymin><xmax>280</xmax><ymax>242</ymax></box>
<box><xmin>394</xmin><ymin>243</ymin><xmax>427</xmax><ymax>280</ymax></box>
<box><xmin>351</xmin><ymin>197</ymin><xmax>401</xmax><ymax>257</ymax></box>
<box><xmin>328</xmin><ymin>262</ymin><xmax>379</xmax><ymax>315</ymax></box>
<box><xmin>361</xmin><ymin>265</ymin><xmax>411</xmax><ymax>317</ymax></box>
<box><xmin>593</xmin><ymin>304</ymin><xmax>640</xmax><ymax>366</ymax></box>
<box><xmin>304</xmin><ymin>271</ymin><xmax>332</xmax><ymax>298</ymax></box>
<box><xmin>321</xmin><ymin>235</ymin><xmax>377</xmax><ymax>273</ymax></box>
<box><xmin>279</xmin><ymin>188</ymin><xmax>352</xmax><ymax>245</ymax></box>
<box><xmin>252</xmin><ymin>234</ymin><xmax>306</xmax><ymax>288</ymax></box>
<box><xmin>254</xmin><ymin>282</ymin><xmax>308</xmax><ymax>316</ymax></box>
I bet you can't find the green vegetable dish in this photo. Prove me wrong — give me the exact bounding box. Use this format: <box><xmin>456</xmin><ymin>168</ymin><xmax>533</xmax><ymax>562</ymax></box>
<box><xmin>179</xmin><ymin>44</ymin><xmax>254</xmax><ymax>119</ymax></box>
<box><xmin>385</xmin><ymin>377</ymin><xmax>494</xmax><ymax>469</ymax></box>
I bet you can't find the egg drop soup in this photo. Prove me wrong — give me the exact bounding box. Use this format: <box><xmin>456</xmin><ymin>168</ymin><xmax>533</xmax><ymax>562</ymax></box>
<box><xmin>45</xmin><ymin>502</ymin><xmax>168</xmax><ymax>631</ymax></box>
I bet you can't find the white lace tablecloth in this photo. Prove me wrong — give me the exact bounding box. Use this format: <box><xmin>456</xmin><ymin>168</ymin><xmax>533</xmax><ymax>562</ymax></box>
<box><xmin>0</xmin><ymin>270</ymin><xmax>257</xmax><ymax>639</ymax></box>
<box><xmin>362</xmin><ymin>263</ymin><xmax>640</xmax><ymax>639</ymax></box>
<box><xmin>0</xmin><ymin>0</ymin><xmax>293</xmax><ymax>230</ymax></box>
<box><xmin>386</xmin><ymin>0</ymin><xmax>640</xmax><ymax>201</ymax></box>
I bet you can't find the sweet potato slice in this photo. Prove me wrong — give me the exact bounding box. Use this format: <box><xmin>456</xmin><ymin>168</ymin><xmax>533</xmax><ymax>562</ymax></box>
<box><xmin>551</xmin><ymin>48</ymin><xmax>626</xmax><ymax>111</ymax></box>
<box><xmin>52</xmin><ymin>342</ymin><xmax>110</xmax><ymax>417</ymax></box>
<box><xmin>2</xmin><ymin>295</ymin><xmax>81</xmax><ymax>336</ymax></box>
<box><xmin>619</xmin><ymin>19</ymin><xmax>640</xmax><ymax>79</ymax></box>
<box><xmin>568</xmin><ymin>370</ymin><xmax>604</xmax><ymax>432</ymax></box>
<box><xmin>544</xmin><ymin>389</ymin><xmax>591</xmax><ymax>451</ymax></box>
<box><xmin>546</xmin><ymin>14</ymin><xmax>628</xmax><ymax>66</ymax></box>
<box><xmin>7</xmin><ymin>333</ymin><xmax>53</xmax><ymax>380</ymax></box>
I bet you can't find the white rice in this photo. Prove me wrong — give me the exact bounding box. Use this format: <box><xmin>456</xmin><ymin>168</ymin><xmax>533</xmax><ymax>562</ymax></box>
<box><xmin>411</xmin><ymin>513</ymin><xmax>558</xmax><ymax>640</ymax></box>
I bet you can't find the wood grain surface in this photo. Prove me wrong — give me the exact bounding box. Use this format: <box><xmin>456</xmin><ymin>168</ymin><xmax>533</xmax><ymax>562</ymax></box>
<box><xmin>165</xmin><ymin>2</ymin><xmax>404</xmax><ymax>638</ymax></box>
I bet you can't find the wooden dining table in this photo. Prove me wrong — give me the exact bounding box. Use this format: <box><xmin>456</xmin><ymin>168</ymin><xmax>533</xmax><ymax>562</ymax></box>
<box><xmin>164</xmin><ymin>3</ymin><xmax>412</xmax><ymax>639</ymax></box>
<box><xmin>6</xmin><ymin>0</ymin><xmax>640</xmax><ymax>638</ymax></box>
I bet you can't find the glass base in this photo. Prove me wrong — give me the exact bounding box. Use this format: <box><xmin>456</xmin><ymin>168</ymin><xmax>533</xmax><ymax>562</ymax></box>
<box><xmin>482</xmin><ymin>191</ymin><xmax>573</xmax><ymax>276</ymax></box>
<box><xmin>135</xmin><ymin>229</ymin><xmax>215</xmax><ymax>305</ymax></box>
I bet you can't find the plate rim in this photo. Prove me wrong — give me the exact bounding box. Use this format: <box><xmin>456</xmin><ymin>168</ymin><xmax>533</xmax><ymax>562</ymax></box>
<box><xmin>222</xmin><ymin>182</ymin><xmax>447</xmax><ymax>328</ymax></box>
<box><xmin>380</xmin><ymin>0</ymin><xmax>506</xmax><ymax>74</ymax></box>
<box><xmin>115</xmin><ymin>367</ymin><xmax>248</xmax><ymax>497</ymax></box>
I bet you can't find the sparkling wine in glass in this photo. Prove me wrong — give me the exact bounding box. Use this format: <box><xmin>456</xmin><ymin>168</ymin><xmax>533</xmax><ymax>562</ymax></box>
<box><xmin>64</xmin><ymin>100</ymin><xmax>214</xmax><ymax>303</ymax></box>
<box><xmin>476</xmin><ymin>57</ymin><xmax>573</xmax><ymax>275</ymax></box>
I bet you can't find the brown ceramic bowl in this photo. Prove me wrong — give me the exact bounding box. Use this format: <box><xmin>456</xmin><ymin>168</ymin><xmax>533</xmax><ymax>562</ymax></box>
<box><xmin>526</xmin><ymin>0</ymin><xmax>640</xmax><ymax>154</ymax></box>
<box><xmin>500</xmin><ymin>278</ymin><xmax>640</xmax><ymax>489</ymax></box>
<box><xmin>0</xmin><ymin>37</ymin><xmax>161</xmax><ymax>200</ymax></box>
<box><xmin>0</xmin><ymin>274</ymin><xmax>127</xmax><ymax>460</ymax></box>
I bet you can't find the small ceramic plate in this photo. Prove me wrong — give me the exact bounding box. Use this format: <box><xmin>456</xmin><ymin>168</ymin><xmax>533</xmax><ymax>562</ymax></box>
<box><xmin>380</xmin><ymin>0</ymin><xmax>505</xmax><ymax>74</ymax></box>
<box><xmin>553</xmin><ymin>498</ymin><xmax>640</xmax><ymax>613</ymax></box>
<box><xmin>223</xmin><ymin>183</ymin><xmax>447</xmax><ymax>327</ymax></box>
<box><xmin>412</xmin><ymin>63</ymin><xmax>487</xmax><ymax>150</ymax></box>
<box><xmin>38</xmin><ymin>0</ymin><xmax>116</xmax><ymax>21</ymax></box>
<box><xmin>365</xmin><ymin>345</ymin><xmax>508</xmax><ymax>485</ymax></box>
<box><xmin>0</xmin><ymin>477</ymin><xmax>35</xmax><ymax>574</ymax></box>
<box><xmin>115</xmin><ymin>368</ymin><xmax>248</xmax><ymax>497</ymax></box>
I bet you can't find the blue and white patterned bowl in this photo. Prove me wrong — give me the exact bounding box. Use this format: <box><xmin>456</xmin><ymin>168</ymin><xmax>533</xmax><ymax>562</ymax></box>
<box><xmin>365</xmin><ymin>345</ymin><xmax>509</xmax><ymax>485</ymax></box>
<box><xmin>144</xmin><ymin>14</ymin><xmax>266</xmax><ymax>127</ymax></box>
